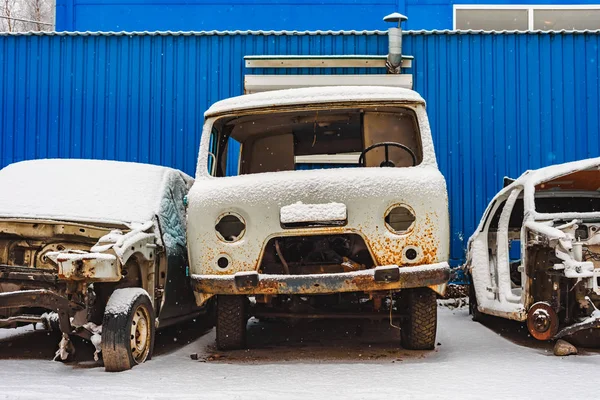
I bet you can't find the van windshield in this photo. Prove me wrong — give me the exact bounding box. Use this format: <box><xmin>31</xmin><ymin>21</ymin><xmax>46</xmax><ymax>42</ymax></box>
<box><xmin>208</xmin><ymin>107</ymin><xmax>423</xmax><ymax>176</ymax></box>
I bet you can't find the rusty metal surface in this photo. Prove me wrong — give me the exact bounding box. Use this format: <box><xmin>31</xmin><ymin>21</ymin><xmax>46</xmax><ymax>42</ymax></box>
<box><xmin>0</xmin><ymin>314</ymin><xmax>43</xmax><ymax>324</ymax></box>
<box><xmin>476</xmin><ymin>306</ymin><xmax>527</xmax><ymax>322</ymax></box>
<box><xmin>0</xmin><ymin>289</ymin><xmax>83</xmax><ymax>333</ymax></box>
<box><xmin>0</xmin><ymin>265</ymin><xmax>58</xmax><ymax>284</ymax></box>
<box><xmin>0</xmin><ymin>289</ymin><xmax>83</xmax><ymax>313</ymax></box>
<box><xmin>252</xmin><ymin>311</ymin><xmax>405</xmax><ymax>320</ymax></box>
<box><xmin>189</xmin><ymin>135</ymin><xmax>449</xmax><ymax>280</ymax></box>
<box><xmin>0</xmin><ymin>219</ymin><xmax>111</xmax><ymax>240</ymax></box>
<box><xmin>527</xmin><ymin>302</ymin><xmax>559</xmax><ymax>341</ymax></box>
<box><xmin>51</xmin><ymin>253</ymin><xmax>120</xmax><ymax>282</ymax></box>
<box><xmin>192</xmin><ymin>262</ymin><xmax>449</xmax><ymax>295</ymax></box>
<box><xmin>554</xmin><ymin>316</ymin><xmax>600</xmax><ymax>339</ymax></box>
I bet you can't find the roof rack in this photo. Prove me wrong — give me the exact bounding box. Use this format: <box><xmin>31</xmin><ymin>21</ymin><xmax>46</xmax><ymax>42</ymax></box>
<box><xmin>243</xmin><ymin>13</ymin><xmax>413</xmax><ymax>94</ymax></box>
<box><xmin>244</xmin><ymin>54</ymin><xmax>413</xmax><ymax>69</ymax></box>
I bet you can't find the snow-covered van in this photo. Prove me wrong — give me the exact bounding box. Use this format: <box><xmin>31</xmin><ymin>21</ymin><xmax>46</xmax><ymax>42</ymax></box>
<box><xmin>0</xmin><ymin>159</ymin><xmax>208</xmax><ymax>371</ymax></box>
<box><xmin>466</xmin><ymin>158</ymin><xmax>600</xmax><ymax>342</ymax></box>
<box><xmin>187</xmin><ymin>86</ymin><xmax>450</xmax><ymax>350</ymax></box>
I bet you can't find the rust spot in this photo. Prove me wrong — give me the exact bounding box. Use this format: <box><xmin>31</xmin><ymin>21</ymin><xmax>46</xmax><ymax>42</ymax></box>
<box><xmin>193</xmin><ymin>265</ymin><xmax>449</xmax><ymax>296</ymax></box>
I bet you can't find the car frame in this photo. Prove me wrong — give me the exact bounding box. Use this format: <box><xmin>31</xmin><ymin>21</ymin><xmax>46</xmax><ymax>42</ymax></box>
<box><xmin>0</xmin><ymin>159</ymin><xmax>207</xmax><ymax>371</ymax></box>
<box><xmin>465</xmin><ymin>157</ymin><xmax>600</xmax><ymax>341</ymax></box>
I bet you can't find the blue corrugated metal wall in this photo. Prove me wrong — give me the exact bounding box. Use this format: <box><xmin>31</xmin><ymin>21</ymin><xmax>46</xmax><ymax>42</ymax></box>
<box><xmin>1</xmin><ymin>31</ymin><xmax>599</xmax><ymax>267</ymax></box>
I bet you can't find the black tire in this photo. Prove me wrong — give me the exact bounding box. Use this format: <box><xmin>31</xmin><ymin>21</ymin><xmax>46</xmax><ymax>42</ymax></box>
<box><xmin>216</xmin><ymin>295</ymin><xmax>247</xmax><ymax>350</ymax></box>
<box><xmin>101</xmin><ymin>288</ymin><xmax>155</xmax><ymax>372</ymax></box>
<box><xmin>400</xmin><ymin>288</ymin><xmax>437</xmax><ymax>350</ymax></box>
<box><xmin>468</xmin><ymin>279</ymin><xmax>482</xmax><ymax>322</ymax></box>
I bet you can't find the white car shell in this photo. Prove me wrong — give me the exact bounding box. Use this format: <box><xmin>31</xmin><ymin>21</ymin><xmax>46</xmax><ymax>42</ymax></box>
<box><xmin>465</xmin><ymin>157</ymin><xmax>600</xmax><ymax>339</ymax></box>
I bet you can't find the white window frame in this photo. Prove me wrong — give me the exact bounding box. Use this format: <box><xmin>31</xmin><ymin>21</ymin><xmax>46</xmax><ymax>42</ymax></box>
<box><xmin>453</xmin><ymin>4</ymin><xmax>600</xmax><ymax>31</ymax></box>
<box><xmin>294</xmin><ymin>153</ymin><xmax>360</xmax><ymax>165</ymax></box>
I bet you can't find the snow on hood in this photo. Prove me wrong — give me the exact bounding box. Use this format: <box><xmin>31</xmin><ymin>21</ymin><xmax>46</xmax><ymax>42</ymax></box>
<box><xmin>191</xmin><ymin>165</ymin><xmax>444</xmax><ymax>209</ymax></box>
<box><xmin>205</xmin><ymin>86</ymin><xmax>425</xmax><ymax>117</ymax></box>
<box><xmin>0</xmin><ymin>159</ymin><xmax>193</xmax><ymax>226</ymax></box>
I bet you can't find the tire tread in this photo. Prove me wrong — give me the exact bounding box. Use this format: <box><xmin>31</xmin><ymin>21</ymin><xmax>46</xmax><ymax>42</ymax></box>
<box><xmin>401</xmin><ymin>288</ymin><xmax>437</xmax><ymax>350</ymax></box>
<box><xmin>101</xmin><ymin>289</ymin><xmax>155</xmax><ymax>372</ymax></box>
<box><xmin>216</xmin><ymin>295</ymin><xmax>247</xmax><ymax>350</ymax></box>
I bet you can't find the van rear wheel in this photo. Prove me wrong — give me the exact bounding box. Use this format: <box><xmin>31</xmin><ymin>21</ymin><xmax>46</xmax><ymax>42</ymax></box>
<box><xmin>400</xmin><ymin>288</ymin><xmax>437</xmax><ymax>350</ymax></box>
<box><xmin>216</xmin><ymin>295</ymin><xmax>247</xmax><ymax>350</ymax></box>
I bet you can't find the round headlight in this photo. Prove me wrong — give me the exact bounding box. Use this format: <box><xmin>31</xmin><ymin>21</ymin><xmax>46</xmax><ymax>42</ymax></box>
<box><xmin>384</xmin><ymin>205</ymin><xmax>415</xmax><ymax>234</ymax></box>
<box><xmin>215</xmin><ymin>212</ymin><xmax>246</xmax><ymax>242</ymax></box>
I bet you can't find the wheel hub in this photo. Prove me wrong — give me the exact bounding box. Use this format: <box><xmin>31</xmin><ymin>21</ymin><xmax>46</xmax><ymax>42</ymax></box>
<box><xmin>527</xmin><ymin>302</ymin><xmax>559</xmax><ymax>341</ymax></box>
<box><xmin>532</xmin><ymin>309</ymin><xmax>550</xmax><ymax>332</ymax></box>
<box><xmin>130</xmin><ymin>305</ymin><xmax>150</xmax><ymax>362</ymax></box>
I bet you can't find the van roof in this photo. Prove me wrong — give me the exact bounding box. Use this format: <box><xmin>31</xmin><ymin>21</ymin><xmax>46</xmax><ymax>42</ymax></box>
<box><xmin>205</xmin><ymin>86</ymin><xmax>425</xmax><ymax>118</ymax></box>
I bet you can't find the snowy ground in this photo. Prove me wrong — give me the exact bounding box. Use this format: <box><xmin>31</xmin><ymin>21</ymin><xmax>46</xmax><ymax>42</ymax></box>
<box><xmin>0</xmin><ymin>305</ymin><xmax>598</xmax><ymax>400</ymax></box>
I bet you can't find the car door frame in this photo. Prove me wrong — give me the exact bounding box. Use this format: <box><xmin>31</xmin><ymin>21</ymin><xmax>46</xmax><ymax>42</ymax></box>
<box><xmin>469</xmin><ymin>184</ymin><xmax>526</xmax><ymax>320</ymax></box>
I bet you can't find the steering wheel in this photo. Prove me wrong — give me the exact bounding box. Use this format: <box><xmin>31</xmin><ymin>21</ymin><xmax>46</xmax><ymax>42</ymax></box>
<box><xmin>358</xmin><ymin>142</ymin><xmax>417</xmax><ymax>167</ymax></box>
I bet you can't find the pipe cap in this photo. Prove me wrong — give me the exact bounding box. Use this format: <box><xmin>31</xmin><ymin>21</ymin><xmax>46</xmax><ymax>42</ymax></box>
<box><xmin>383</xmin><ymin>12</ymin><xmax>408</xmax><ymax>27</ymax></box>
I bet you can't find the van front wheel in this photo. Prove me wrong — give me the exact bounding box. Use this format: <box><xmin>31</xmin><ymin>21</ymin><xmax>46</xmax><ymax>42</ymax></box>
<box><xmin>400</xmin><ymin>288</ymin><xmax>437</xmax><ymax>350</ymax></box>
<box><xmin>216</xmin><ymin>295</ymin><xmax>247</xmax><ymax>350</ymax></box>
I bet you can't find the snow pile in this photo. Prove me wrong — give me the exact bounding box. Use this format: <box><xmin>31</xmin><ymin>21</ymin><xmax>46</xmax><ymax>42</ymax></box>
<box><xmin>104</xmin><ymin>287</ymin><xmax>151</xmax><ymax>315</ymax></box>
<box><xmin>205</xmin><ymin>86</ymin><xmax>425</xmax><ymax>117</ymax></box>
<box><xmin>0</xmin><ymin>159</ymin><xmax>192</xmax><ymax>227</ymax></box>
<box><xmin>2</xmin><ymin>308</ymin><xmax>599</xmax><ymax>399</ymax></box>
<box><xmin>280</xmin><ymin>201</ymin><xmax>346</xmax><ymax>224</ymax></box>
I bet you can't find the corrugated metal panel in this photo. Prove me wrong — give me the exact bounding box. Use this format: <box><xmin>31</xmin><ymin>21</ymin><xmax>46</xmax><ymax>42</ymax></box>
<box><xmin>1</xmin><ymin>31</ymin><xmax>599</xmax><ymax>269</ymax></box>
<box><xmin>4</xmin><ymin>29</ymin><xmax>600</xmax><ymax>37</ymax></box>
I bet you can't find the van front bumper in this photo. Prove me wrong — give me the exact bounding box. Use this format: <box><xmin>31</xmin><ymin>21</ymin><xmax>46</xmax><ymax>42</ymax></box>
<box><xmin>191</xmin><ymin>262</ymin><xmax>450</xmax><ymax>296</ymax></box>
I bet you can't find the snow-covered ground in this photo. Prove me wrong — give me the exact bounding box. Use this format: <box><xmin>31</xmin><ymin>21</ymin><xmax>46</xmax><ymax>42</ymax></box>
<box><xmin>0</xmin><ymin>306</ymin><xmax>598</xmax><ymax>400</ymax></box>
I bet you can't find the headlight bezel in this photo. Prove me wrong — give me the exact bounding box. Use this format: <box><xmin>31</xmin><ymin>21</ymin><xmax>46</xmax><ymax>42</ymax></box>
<box><xmin>384</xmin><ymin>204</ymin><xmax>416</xmax><ymax>235</ymax></box>
<box><xmin>215</xmin><ymin>211</ymin><xmax>246</xmax><ymax>243</ymax></box>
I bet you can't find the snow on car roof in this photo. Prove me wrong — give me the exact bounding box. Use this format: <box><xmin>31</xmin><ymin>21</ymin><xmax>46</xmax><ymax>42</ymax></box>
<box><xmin>205</xmin><ymin>86</ymin><xmax>425</xmax><ymax>117</ymax></box>
<box><xmin>0</xmin><ymin>159</ymin><xmax>192</xmax><ymax>226</ymax></box>
<box><xmin>512</xmin><ymin>157</ymin><xmax>600</xmax><ymax>187</ymax></box>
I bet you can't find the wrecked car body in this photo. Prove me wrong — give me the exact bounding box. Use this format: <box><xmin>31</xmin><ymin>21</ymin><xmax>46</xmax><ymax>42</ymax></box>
<box><xmin>465</xmin><ymin>158</ymin><xmax>600</xmax><ymax>342</ymax></box>
<box><xmin>187</xmin><ymin>86</ymin><xmax>450</xmax><ymax>351</ymax></box>
<box><xmin>0</xmin><ymin>159</ymin><xmax>207</xmax><ymax>371</ymax></box>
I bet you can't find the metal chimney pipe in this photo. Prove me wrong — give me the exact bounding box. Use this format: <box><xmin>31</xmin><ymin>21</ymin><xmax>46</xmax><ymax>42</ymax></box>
<box><xmin>383</xmin><ymin>12</ymin><xmax>408</xmax><ymax>74</ymax></box>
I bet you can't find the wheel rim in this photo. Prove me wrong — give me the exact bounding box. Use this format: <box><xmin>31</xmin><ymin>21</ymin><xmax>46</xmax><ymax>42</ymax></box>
<box><xmin>130</xmin><ymin>304</ymin><xmax>151</xmax><ymax>363</ymax></box>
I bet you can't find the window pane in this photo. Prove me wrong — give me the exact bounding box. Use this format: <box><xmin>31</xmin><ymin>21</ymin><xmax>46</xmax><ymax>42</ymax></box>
<box><xmin>456</xmin><ymin>9</ymin><xmax>529</xmax><ymax>30</ymax></box>
<box><xmin>534</xmin><ymin>9</ymin><xmax>600</xmax><ymax>30</ymax></box>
